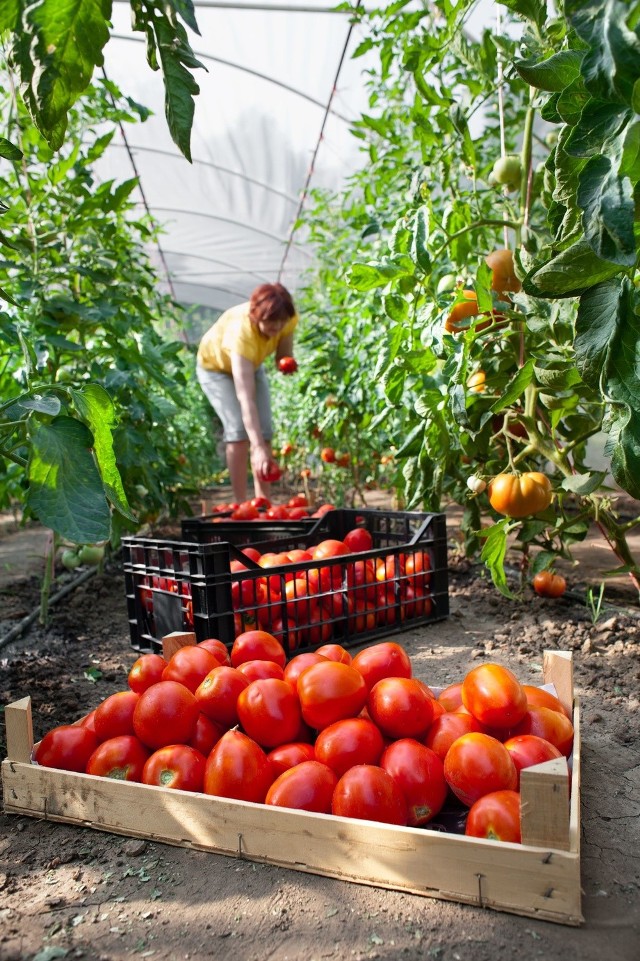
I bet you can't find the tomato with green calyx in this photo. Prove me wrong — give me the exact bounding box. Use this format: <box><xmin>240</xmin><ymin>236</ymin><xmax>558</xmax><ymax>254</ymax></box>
<box><xmin>265</xmin><ymin>760</ymin><xmax>337</xmax><ymax>813</ymax></box>
<box><xmin>162</xmin><ymin>645</ymin><xmax>222</xmax><ymax>693</ymax></box>
<box><xmin>465</xmin><ymin>789</ymin><xmax>521</xmax><ymax>842</ymax></box>
<box><xmin>86</xmin><ymin>735</ymin><xmax>150</xmax><ymax>781</ymax></box>
<box><xmin>488</xmin><ymin>472</ymin><xmax>552</xmax><ymax>518</ymax></box>
<box><xmin>532</xmin><ymin>570</ymin><xmax>567</xmax><ymax>598</ymax></box>
<box><xmin>34</xmin><ymin>724</ymin><xmax>98</xmax><ymax>773</ymax></box>
<box><xmin>142</xmin><ymin>744</ymin><xmax>207</xmax><ymax>792</ymax></box>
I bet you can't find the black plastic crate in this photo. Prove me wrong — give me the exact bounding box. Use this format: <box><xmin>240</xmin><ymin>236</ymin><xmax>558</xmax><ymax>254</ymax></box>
<box><xmin>123</xmin><ymin>509</ymin><xmax>449</xmax><ymax>656</ymax></box>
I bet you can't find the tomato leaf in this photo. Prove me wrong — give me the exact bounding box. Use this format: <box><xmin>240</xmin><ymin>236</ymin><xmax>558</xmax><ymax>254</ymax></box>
<box><xmin>383</xmin><ymin>294</ymin><xmax>409</xmax><ymax>323</ymax></box>
<box><xmin>0</xmin><ymin>136</ymin><xmax>22</xmax><ymax>162</ymax></box>
<box><xmin>26</xmin><ymin>416</ymin><xmax>111</xmax><ymax>542</ymax></box>
<box><xmin>19</xmin><ymin>393</ymin><xmax>62</xmax><ymax>416</ymax></box>
<box><xmin>499</xmin><ymin>0</ymin><xmax>546</xmax><ymax>29</ymax></box>
<box><xmin>572</xmin><ymin>0</ymin><xmax>640</xmax><ymax>105</ymax></box>
<box><xmin>410</xmin><ymin>207</ymin><xmax>432</xmax><ymax>274</ymax></box>
<box><xmin>347</xmin><ymin>261</ymin><xmax>403</xmax><ymax>291</ymax></box>
<box><xmin>576</xmin><ymin>154</ymin><xmax>636</xmax><ymax>266</ymax></box>
<box><xmin>515</xmin><ymin>51</ymin><xmax>584</xmax><ymax>92</ymax></box>
<box><xmin>561</xmin><ymin>471</ymin><xmax>608</xmax><ymax>495</ymax></box>
<box><xmin>478</xmin><ymin>520</ymin><xmax>517</xmax><ymax>600</ymax></box>
<box><xmin>490</xmin><ymin>359</ymin><xmax>534</xmax><ymax>413</ymax></box>
<box><xmin>71</xmin><ymin>385</ymin><xmax>137</xmax><ymax>524</ymax></box>
<box><xmin>574</xmin><ymin>278</ymin><xmax>622</xmax><ymax>389</ymax></box>
<box><xmin>522</xmin><ymin>239</ymin><xmax>621</xmax><ymax>298</ymax></box>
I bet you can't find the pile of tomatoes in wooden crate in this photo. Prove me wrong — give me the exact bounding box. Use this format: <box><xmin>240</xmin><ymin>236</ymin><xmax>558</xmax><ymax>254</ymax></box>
<box><xmin>33</xmin><ymin>636</ymin><xmax>574</xmax><ymax>843</ymax></box>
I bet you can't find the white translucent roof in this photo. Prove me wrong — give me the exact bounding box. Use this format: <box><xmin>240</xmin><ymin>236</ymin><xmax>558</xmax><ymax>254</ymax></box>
<box><xmin>99</xmin><ymin>1</ymin><xmax>375</xmax><ymax>319</ymax></box>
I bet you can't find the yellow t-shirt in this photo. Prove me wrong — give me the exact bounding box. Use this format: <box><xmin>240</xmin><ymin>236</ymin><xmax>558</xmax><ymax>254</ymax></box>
<box><xmin>197</xmin><ymin>302</ymin><xmax>298</xmax><ymax>373</ymax></box>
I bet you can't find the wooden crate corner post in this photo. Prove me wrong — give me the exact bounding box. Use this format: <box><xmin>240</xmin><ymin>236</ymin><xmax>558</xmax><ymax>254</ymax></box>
<box><xmin>4</xmin><ymin>696</ymin><xmax>34</xmax><ymax>763</ymax></box>
<box><xmin>161</xmin><ymin>631</ymin><xmax>197</xmax><ymax>660</ymax></box>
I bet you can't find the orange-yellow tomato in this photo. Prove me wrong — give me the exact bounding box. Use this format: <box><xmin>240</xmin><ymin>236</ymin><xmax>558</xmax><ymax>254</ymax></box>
<box><xmin>467</xmin><ymin>370</ymin><xmax>486</xmax><ymax>393</ymax></box>
<box><xmin>488</xmin><ymin>472</ymin><xmax>552</xmax><ymax>519</ymax></box>
<box><xmin>485</xmin><ymin>249</ymin><xmax>521</xmax><ymax>295</ymax></box>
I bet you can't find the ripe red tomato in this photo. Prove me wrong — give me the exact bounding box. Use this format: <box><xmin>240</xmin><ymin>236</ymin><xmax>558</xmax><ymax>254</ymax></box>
<box><xmin>142</xmin><ymin>744</ymin><xmax>207</xmax><ymax>792</ymax></box>
<box><xmin>315</xmin><ymin>643</ymin><xmax>352</xmax><ymax>665</ymax></box>
<box><xmin>320</xmin><ymin>447</ymin><xmax>336</xmax><ymax>464</ymax></box>
<box><xmin>283</xmin><ymin>652</ymin><xmax>328</xmax><ymax>691</ymax></box>
<box><xmin>86</xmin><ymin>735</ymin><xmax>150</xmax><ymax>781</ymax></box>
<box><xmin>278</xmin><ymin>356</ymin><xmax>298</xmax><ymax>374</ymax></box>
<box><xmin>231</xmin><ymin>630</ymin><xmax>287</xmax><ymax>669</ymax></box>
<box><xmin>343</xmin><ymin>527</ymin><xmax>374</xmax><ymax>553</ymax></box>
<box><xmin>133</xmin><ymin>681</ymin><xmax>200</xmax><ymax>750</ymax></box>
<box><xmin>231</xmin><ymin>502</ymin><xmax>260</xmax><ymax>521</ymax></box>
<box><xmin>265</xmin><ymin>760</ymin><xmax>337</xmax><ymax>813</ymax></box>
<box><xmin>461</xmin><ymin>663</ymin><xmax>528</xmax><ymax>729</ymax></box>
<box><xmin>288</xmin><ymin>493</ymin><xmax>309</xmax><ymax>508</ymax></box>
<box><xmin>332</xmin><ymin>765</ymin><xmax>407</xmax><ymax>825</ymax></box>
<box><xmin>509</xmin><ymin>706</ymin><xmax>574</xmax><ymax>757</ymax></box>
<box><xmin>380</xmin><ymin>739</ymin><xmax>447</xmax><ymax>827</ymax></box>
<box><xmin>267</xmin><ymin>741</ymin><xmax>316</xmax><ymax>778</ymax></box>
<box><xmin>197</xmin><ymin>638</ymin><xmax>231</xmax><ymax>665</ymax></box>
<box><xmin>503</xmin><ymin>734</ymin><xmax>563</xmax><ymax>787</ymax></box>
<box><xmin>465</xmin><ymin>789</ymin><xmax>521</xmax><ymax>843</ymax></box>
<box><xmin>94</xmin><ymin>690</ymin><xmax>140</xmax><ymax>741</ymax></box>
<box><xmin>236</xmin><ymin>659</ymin><xmax>285</xmax><ymax>682</ymax></box>
<box><xmin>236</xmin><ymin>678</ymin><xmax>303</xmax><ymax>748</ymax></box>
<box><xmin>314</xmin><ymin>717</ymin><xmax>385</xmax><ymax>777</ymax></box>
<box><xmin>262</xmin><ymin>463</ymin><xmax>282</xmax><ymax>482</ymax></box>
<box><xmin>250</xmin><ymin>497</ymin><xmax>270</xmax><ymax>510</ymax></box>
<box><xmin>532</xmin><ymin>570</ymin><xmax>567</xmax><ymax>598</ymax></box>
<box><xmin>297</xmin><ymin>661</ymin><xmax>368</xmax><ymax>730</ymax></box>
<box><xmin>345</xmin><ymin>560</ymin><xmax>378</xmax><ymax>604</ymax></box>
<box><xmin>34</xmin><ymin>724</ymin><xmax>99</xmax><ymax>773</ymax></box>
<box><xmin>444</xmin><ymin>732</ymin><xmax>518</xmax><ymax>807</ymax></box>
<box><xmin>522</xmin><ymin>684</ymin><xmax>572</xmax><ymax>719</ymax></box>
<box><xmin>189</xmin><ymin>713</ymin><xmax>224</xmax><ymax>756</ymax></box>
<box><xmin>367</xmin><ymin>677</ymin><xmax>435</xmax><ymax>739</ymax></box>
<box><xmin>437</xmin><ymin>681</ymin><xmax>464</xmax><ymax>712</ymax></box>
<box><xmin>404</xmin><ymin>550</ymin><xmax>432</xmax><ymax>591</ymax></box>
<box><xmin>161</xmin><ymin>646</ymin><xmax>222</xmax><ymax>693</ymax></box>
<box><xmin>265</xmin><ymin>505</ymin><xmax>290</xmax><ymax>520</ymax></box>
<box><xmin>424</xmin><ymin>711</ymin><xmax>485</xmax><ymax>762</ymax></box>
<box><xmin>128</xmin><ymin>653</ymin><xmax>168</xmax><ymax>694</ymax></box>
<box><xmin>351</xmin><ymin>641</ymin><xmax>412</xmax><ymax>692</ymax></box>
<box><xmin>203</xmin><ymin>729</ymin><xmax>273</xmax><ymax>802</ymax></box>
<box><xmin>194</xmin><ymin>666</ymin><xmax>249</xmax><ymax>728</ymax></box>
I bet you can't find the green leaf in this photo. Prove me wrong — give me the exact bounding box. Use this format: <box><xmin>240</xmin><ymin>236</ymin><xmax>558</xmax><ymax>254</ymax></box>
<box><xmin>561</xmin><ymin>471</ymin><xmax>608</xmax><ymax>494</ymax></box>
<box><xmin>384</xmin><ymin>294</ymin><xmax>409</xmax><ymax>323</ymax></box>
<box><xmin>167</xmin><ymin>0</ymin><xmax>200</xmax><ymax>35</ymax></box>
<box><xmin>531</xmin><ymin>550</ymin><xmax>558</xmax><ymax>576</ymax></box>
<box><xmin>563</xmin><ymin>103</ymin><xmax>632</xmax><ymax>159</ymax></box>
<box><xmin>479</xmin><ymin>520</ymin><xmax>517</xmax><ymax>599</ymax></box>
<box><xmin>71</xmin><ymin>385</ymin><xmax>137</xmax><ymax>523</ymax></box>
<box><xmin>26</xmin><ymin>416</ymin><xmax>111</xmax><ymax>542</ymax></box>
<box><xmin>577</xmin><ymin>155</ymin><xmax>636</xmax><ymax>266</ymax></box>
<box><xmin>609</xmin><ymin>410</ymin><xmax>640</xmax><ymax>499</ymax></box>
<box><xmin>573</xmin><ymin>0</ymin><xmax>640</xmax><ymax>105</ymax></box>
<box><xmin>346</xmin><ymin>261</ymin><xmax>402</xmax><ymax>291</ymax></box>
<box><xmin>533</xmin><ymin>364</ymin><xmax>583</xmax><ymax>390</ymax></box>
<box><xmin>515</xmin><ymin>51</ymin><xmax>584</xmax><ymax>92</ymax></box>
<box><xmin>522</xmin><ymin>240</ymin><xmax>622</xmax><ymax>298</ymax></box>
<box><xmin>19</xmin><ymin>393</ymin><xmax>62</xmax><ymax>416</ymax></box>
<box><xmin>152</xmin><ymin>15</ymin><xmax>205</xmax><ymax>162</ymax></box>
<box><xmin>574</xmin><ymin>279</ymin><xmax>622</xmax><ymax>388</ymax></box>
<box><xmin>490</xmin><ymin>359</ymin><xmax>534</xmax><ymax>413</ymax></box>
<box><xmin>0</xmin><ymin>0</ymin><xmax>21</xmax><ymax>33</ymax></box>
<box><xmin>15</xmin><ymin>0</ymin><xmax>111</xmax><ymax>150</ymax></box>
<box><xmin>0</xmin><ymin>136</ymin><xmax>23</xmax><ymax>161</ymax></box>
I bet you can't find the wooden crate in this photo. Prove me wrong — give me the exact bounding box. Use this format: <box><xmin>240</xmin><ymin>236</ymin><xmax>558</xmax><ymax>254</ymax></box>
<box><xmin>2</xmin><ymin>649</ymin><xmax>582</xmax><ymax>925</ymax></box>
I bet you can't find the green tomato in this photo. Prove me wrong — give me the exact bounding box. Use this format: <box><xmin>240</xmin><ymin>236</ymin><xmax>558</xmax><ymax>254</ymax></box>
<box><xmin>491</xmin><ymin>155</ymin><xmax>522</xmax><ymax>191</ymax></box>
<box><xmin>61</xmin><ymin>549</ymin><xmax>82</xmax><ymax>571</ymax></box>
<box><xmin>78</xmin><ymin>544</ymin><xmax>105</xmax><ymax>565</ymax></box>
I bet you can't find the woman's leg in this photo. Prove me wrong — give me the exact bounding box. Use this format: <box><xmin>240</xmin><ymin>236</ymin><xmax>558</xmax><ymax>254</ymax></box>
<box><xmin>225</xmin><ymin>440</ymin><xmax>250</xmax><ymax>503</ymax></box>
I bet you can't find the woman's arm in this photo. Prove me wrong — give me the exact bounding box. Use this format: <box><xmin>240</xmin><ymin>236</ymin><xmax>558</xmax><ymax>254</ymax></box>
<box><xmin>230</xmin><ymin>352</ymin><xmax>274</xmax><ymax>479</ymax></box>
<box><xmin>275</xmin><ymin>332</ymin><xmax>294</xmax><ymax>362</ymax></box>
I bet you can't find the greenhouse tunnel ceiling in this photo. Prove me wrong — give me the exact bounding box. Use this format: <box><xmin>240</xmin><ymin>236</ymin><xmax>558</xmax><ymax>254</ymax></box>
<box><xmin>99</xmin><ymin>0</ymin><xmax>380</xmax><ymax>336</ymax></box>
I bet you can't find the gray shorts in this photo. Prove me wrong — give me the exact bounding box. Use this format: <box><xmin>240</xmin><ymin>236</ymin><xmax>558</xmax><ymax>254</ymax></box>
<box><xmin>196</xmin><ymin>364</ymin><xmax>273</xmax><ymax>443</ymax></box>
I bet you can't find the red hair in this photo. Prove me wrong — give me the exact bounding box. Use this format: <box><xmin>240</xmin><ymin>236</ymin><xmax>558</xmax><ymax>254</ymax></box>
<box><xmin>249</xmin><ymin>283</ymin><xmax>295</xmax><ymax>324</ymax></box>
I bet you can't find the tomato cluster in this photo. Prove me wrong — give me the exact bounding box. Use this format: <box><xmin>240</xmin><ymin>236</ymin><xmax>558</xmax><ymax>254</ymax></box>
<box><xmin>227</xmin><ymin>531</ymin><xmax>434</xmax><ymax>648</ymax></box>
<box><xmin>201</xmin><ymin>493</ymin><xmax>335</xmax><ymax>521</ymax></box>
<box><xmin>34</xmin><ymin>642</ymin><xmax>573</xmax><ymax>843</ymax></box>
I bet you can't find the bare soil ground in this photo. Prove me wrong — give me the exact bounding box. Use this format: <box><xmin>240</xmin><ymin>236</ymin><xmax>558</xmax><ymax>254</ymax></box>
<box><xmin>1</xmin><ymin>500</ymin><xmax>639</xmax><ymax>961</ymax></box>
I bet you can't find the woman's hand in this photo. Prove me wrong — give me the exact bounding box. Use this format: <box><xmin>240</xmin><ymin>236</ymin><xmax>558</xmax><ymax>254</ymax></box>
<box><xmin>251</xmin><ymin>445</ymin><xmax>277</xmax><ymax>482</ymax></box>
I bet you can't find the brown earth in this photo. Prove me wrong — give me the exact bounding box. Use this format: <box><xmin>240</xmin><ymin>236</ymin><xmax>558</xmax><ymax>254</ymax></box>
<box><xmin>1</xmin><ymin>498</ymin><xmax>639</xmax><ymax>961</ymax></box>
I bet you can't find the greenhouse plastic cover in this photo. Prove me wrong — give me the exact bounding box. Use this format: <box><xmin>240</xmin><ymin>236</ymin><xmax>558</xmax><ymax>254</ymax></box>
<box><xmin>98</xmin><ymin>0</ymin><xmax>376</xmax><ymax>328</ymax></box>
